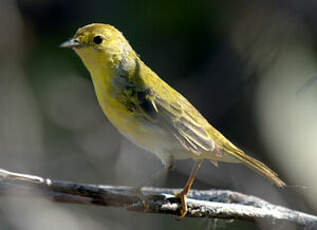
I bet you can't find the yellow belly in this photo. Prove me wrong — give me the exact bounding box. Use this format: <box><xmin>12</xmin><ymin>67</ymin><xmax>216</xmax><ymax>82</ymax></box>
<box><xmin>91</xmin><ymin>72</ymin><xmax>226</xmax><ymax>163</ymax></box>
<box><xmin>95</xmin><ymin>87</ymin><xmax>193</xmax><ymax>164</ymax></box>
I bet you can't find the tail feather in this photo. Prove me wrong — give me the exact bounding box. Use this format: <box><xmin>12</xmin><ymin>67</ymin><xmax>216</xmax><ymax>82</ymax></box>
<box><xmin>224</xmin><ymin>145</ymin><xmax>286</xmax><ymax>187</ymax></box>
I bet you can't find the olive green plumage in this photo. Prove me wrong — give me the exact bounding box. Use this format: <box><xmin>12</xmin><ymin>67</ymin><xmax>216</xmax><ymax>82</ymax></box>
<box><xmin>62</xmin><ymin>23</ymin><xmax>285</xmax><ymax>188</ymax></box>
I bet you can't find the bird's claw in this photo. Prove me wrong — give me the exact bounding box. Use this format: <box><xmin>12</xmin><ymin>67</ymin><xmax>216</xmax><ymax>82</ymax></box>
<box><xmin>131</xmin><ymin>187</ymin><xmax>150</xmax><ymax>212</ymax></box>
<box><xmin>174</xmin><ymin>190</ymin><xmax>188</xmax><ymax>220</ymax></box>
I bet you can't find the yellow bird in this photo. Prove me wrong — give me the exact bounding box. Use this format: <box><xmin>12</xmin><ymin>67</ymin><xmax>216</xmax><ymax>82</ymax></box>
<box><xmin>61</xmin><ymin>23</ymin><xmax>285</xmax><ymax>218</ymax></box>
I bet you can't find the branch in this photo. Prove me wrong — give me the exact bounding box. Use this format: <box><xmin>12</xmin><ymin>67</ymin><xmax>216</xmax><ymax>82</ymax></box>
<box><xmin>0</xmin><ymin>168</ymin><xmax>316</xmax><ymax>229</ymax></box>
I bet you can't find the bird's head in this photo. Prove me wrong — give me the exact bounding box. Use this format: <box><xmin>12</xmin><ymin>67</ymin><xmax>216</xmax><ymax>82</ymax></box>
<box><xmin>61</xmin><ymin>23</ymin><xmax>134</xmax><ymax>74</ymax></box>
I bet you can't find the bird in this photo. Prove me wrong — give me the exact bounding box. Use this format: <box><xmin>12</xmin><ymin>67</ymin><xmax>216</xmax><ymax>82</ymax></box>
<box><xmin>61</xmin><ymin>23</ymin><xmax>285</xmax><ymax>218</ymax></box>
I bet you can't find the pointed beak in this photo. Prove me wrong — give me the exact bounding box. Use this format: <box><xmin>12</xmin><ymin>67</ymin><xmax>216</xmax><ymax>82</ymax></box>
<box><xmin>60</xmin><ymin>39</ymin><xmax>82</xmax><ymax>48</ymax></box>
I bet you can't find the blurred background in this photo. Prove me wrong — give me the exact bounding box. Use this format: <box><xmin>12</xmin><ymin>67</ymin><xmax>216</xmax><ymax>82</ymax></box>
<box><xmin>0</xmin><ymin>0</ymin><xmax>317</xmax><ymax>229</ymax></box>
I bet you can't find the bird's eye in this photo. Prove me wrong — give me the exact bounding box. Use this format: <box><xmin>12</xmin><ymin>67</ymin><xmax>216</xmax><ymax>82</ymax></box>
<box><xmin>93</xmin><ymin>35</ymin><xmax>103</xmax><ymax>44</ymax></box>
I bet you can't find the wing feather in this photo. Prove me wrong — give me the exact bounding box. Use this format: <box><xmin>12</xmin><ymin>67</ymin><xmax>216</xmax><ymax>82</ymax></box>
<box><xmin>131</xmin><ymin>59</ymin><xmax>215</xmax><ymax>155</ymax></box>
<box><xmin>135</xmin><ymin>88</ymin><xmax>215</xmax><ymax>155</ymax></box>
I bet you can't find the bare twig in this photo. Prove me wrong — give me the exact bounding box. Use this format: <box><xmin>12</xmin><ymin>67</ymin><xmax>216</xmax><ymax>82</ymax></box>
<box><xmin>0</xmin><ymin>168</ymin><xmax>316</xmax><ymax>229</ymax></box>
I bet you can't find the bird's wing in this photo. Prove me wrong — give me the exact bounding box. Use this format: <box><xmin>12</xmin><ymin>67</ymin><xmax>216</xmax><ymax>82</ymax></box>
<box><xmin>134</xmin><ymin>62</ymin><xmax>215</xmax><ymax>155</ymax></box>
<box><xmin>153</xmin><ymin>94</ymin><xmax>215</xmax><ymax>154</ymax></box>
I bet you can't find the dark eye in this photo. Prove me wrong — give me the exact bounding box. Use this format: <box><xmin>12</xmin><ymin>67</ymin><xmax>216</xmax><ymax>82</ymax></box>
<box><xmin>93</xmin><ymin>35</ymin><xmax>103</xmax><ymax>44</ymax></box>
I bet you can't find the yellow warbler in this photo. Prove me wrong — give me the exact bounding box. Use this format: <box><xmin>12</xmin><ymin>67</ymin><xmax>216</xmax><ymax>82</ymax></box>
<box><xmin>61</xmin><ymin>23</ymin><xmax>285</xmax><ymax>217</ymax></box>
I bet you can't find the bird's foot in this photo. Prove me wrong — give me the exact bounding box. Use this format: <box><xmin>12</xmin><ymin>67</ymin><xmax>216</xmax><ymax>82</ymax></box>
<box><xmin>174</xmin><ymin>190</ymin><xmax>188</xmax><ymax>220</ymax></box>
<box><xmin>130</xmin><ymin>186</ymin><xmax>150</xmax><ymax>212</ymax></box>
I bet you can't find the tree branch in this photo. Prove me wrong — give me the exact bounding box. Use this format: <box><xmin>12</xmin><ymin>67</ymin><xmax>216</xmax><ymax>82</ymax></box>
<box><xmin>0</xmin><ymin>168</ymin><xmax>316</xmax><ymax>229</ymax></box>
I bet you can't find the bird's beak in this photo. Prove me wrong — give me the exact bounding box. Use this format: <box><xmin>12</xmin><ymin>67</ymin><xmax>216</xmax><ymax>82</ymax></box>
<box><xmin>60</xmin><ymin>39</ymin><xmax>82</xmax><ymax>48</ymax></box>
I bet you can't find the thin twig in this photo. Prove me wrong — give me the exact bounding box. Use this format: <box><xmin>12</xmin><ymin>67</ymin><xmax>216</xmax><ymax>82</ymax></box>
<box><xmin>0</xmin><ymin>168</ymin><xmax>316</xmax><ymax>229</ymax></box>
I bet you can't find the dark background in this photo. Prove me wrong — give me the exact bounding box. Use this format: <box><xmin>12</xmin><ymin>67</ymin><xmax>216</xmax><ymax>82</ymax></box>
<box><xmin>1</xmin><ymin>0</ymin><xmax>317</xmax><ymax>229</ymax></box>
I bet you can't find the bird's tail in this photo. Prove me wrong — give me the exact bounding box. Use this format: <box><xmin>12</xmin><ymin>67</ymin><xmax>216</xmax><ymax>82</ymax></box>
<box><xmin>223</xmin><ymin>142</ymin><xmax>286</xmax><ymax>188</ymax></box>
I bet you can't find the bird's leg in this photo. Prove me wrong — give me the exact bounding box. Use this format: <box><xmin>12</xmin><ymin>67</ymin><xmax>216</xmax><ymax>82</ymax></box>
<box><xmin>131</xmin><ymin>157</ymin><xmax>174</xmax><ymax>210</ymax></box>
<box><xmin>135</xmin><ymin>156</ymin><xmax>174</xmax><ymax>189</ymax></box>
<box><xmin>174</xmin><ymin>159</ymin><xmax>203</xmax><ymax>219</ymax></box>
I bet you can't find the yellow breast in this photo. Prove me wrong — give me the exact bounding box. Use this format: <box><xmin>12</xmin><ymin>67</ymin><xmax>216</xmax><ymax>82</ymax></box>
<box><xmin>91</xmin><ymin>70</ymin><xmax>166</xmax><ymax>151</ymax></box>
